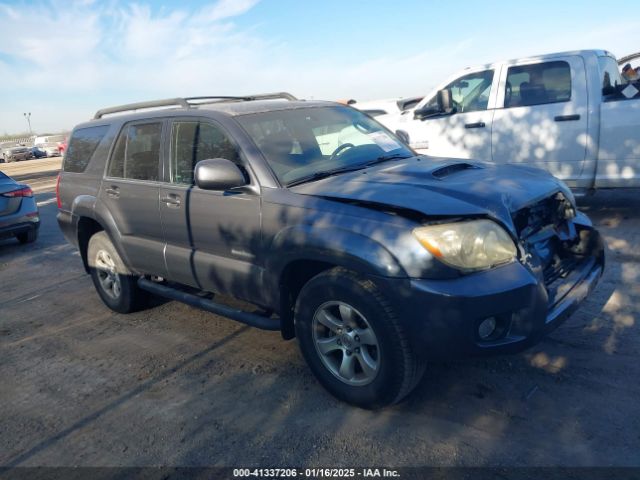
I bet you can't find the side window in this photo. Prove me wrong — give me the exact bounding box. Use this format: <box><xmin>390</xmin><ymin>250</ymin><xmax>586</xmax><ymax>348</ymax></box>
<box><xmin>504</xmin><ymin>61</ymin><xmax>571</xmax><ymax>108</ymax></box>
<box><xmin>424</xmin><ymin>70</ymin><xmax>494</xmax><ymax>113</ymax></box>
<box><xmin>108</xmin><ymin>122</ymin><xmax>162</xmax><ymax>181</ymax></box>
<box><xmin>170</xmin><ymin>121</ymin><xmax>240</xmax><ymax>185</ymax></box>
<box><xmin>598</xmin><ymin>56</ymin><xmax>624</xmax><ymax>95</ymax></box>
<box><xmin>63</xmin><ymin>125</ymin><xmax>109</xmax><ymax>173</ymax></box>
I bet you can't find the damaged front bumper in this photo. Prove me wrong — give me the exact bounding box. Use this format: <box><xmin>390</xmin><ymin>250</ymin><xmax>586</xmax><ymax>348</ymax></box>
<box><xmin>375</xmin><ymin>211</ymin><xmax>604</xmax><ymax>360</ymax></box>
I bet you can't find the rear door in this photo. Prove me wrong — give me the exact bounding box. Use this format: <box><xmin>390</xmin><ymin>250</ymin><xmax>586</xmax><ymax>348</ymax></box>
<box><xmin>596</xmin><ymin>55</ymin><xmax>640</xmax><ymax>188</ymax></box>
<box><xmin>398</xmin><ymin>69</ymin><xmax>498</xmax><ymax>159</ymax></box>
<box><xmin>99</xmin><ymin>120</ymin><xmax>168</xmax><ymax>277</ymax></box>
<box><xmin>491</xmin><ymin>56</ymin><xmax>589</xmax><ymax>181</ymax></box>
<box><xmin>160</xmin><ymin>118</ymin><xmax>262</xmax><ymax>297</ymax></box>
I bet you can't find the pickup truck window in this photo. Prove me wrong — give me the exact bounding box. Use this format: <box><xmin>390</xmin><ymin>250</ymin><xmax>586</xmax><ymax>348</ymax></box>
<box><xmin>107</xmin><ymin>122</ymin><xmax>162</xmax><ymax>181</ymax></box>
<box><xmin>170</xmin><ymin>121</ymin><xmax>240</xmax><ymax>185</ymax></box>
<box><xmin>598</xmin><ymin>56</ymin><xmax>625</xmax><ymax>95</ymax></box>
<box><xmin>424</xmin><ymin>70</ymin><xmax>494</xmax><ymax>114</ymax></box>
<box><xmin>64</xmin><ymin>126</ymin><xmax>109</xmax><ymax>173</ymax></box>
<box><xmin>504</xmin><ymin>61</ymin><xmax>571</xmax><ymax>108</ymax></box>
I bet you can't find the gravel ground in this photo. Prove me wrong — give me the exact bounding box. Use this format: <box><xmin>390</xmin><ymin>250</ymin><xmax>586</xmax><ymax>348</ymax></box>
<box><xmin>1</xmin><ymin>159</ymin><xmax>639</xmax><ymax>468</ymax></box>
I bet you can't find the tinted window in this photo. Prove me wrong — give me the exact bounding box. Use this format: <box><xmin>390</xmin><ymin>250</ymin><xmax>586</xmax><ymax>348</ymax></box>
<box><xmin>504</xmin><ymin>61</ymin><xmax>571</xmax><ymax>108</ymax></box>
<box><xmin>598</xmin><ymin>56</ymin><xmax>624</xmax><ymax>95</ymax></box>
<box><xmin>170</xmin><ymin>121</ymin><xmax>240</xmax><ymax>185</ymax></box>
<box><xmin>108</xmin><ymin>122</ymin><xmax>162</xmax><ymax>181</ymax></box>
<box><xmin>63</xmin><ymin>126</ymin><xmax>108</xmax><ymax>173</ymax></box>
<box><xmin>424</xmin><ymin>70</ymin><xmax>494</xmax><ymax>114</ymax></box>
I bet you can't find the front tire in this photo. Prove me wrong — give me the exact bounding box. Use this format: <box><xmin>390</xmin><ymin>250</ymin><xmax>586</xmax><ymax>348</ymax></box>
<box><xmin>87</xmin><ymin>231</ymin><xmax>148</xmax><ymax>313</ymax></box>
<box><xmin>295</xmin><ymin>267</ymin><xmax>425</xmax><ymax>409</ymax></box>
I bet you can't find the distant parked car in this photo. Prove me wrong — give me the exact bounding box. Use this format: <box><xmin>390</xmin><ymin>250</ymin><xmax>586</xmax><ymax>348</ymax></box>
<box><xmin>352</xmin><ymin>97</ymin><xmax>423</xmax><ymax>118</ymax></box>
<box><xmin>30</xmin><ymin>146</ymin><xmax>48</xmax><ymax>159</ymax></box>
<box><xmin>0</xmin><ymin>171</ymin><xmax>39</xmax><ymax>244</ymax></box>
<box><xmin>1</xmin><ymin>146</ymin><xmax>32</xmax><ymax>163</ymax></box>
<box><xmin>42</xmin><ymin>144</ymin><xmax>61</xmax><ymax>157</ymax></box>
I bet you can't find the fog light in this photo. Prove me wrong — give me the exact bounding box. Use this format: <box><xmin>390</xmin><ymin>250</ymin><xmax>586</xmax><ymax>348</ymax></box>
<box><xmin>478</xmin><ymin>317</ymin><xmax>497</xmax><ymax>340</ymax></box>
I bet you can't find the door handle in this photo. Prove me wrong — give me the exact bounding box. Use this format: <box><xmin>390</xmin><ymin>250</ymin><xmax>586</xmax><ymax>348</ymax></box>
<box><xmin>161</xmin><ymin>194</ymin><xmax>181</xmax><ymax>207</ymax></box>
<box><xmin>554</xmin><ymin>114</ymin><xmax>580</xmax><ymax>122</ymax></box>
<box><xmin>464</xmin><ymin>122</ymin><xmax>486</xmax><ymax>129</ymax></box>
<box><xmin>105</xmin><ymin>186</ymin><xmax>120</xmax><ymax>198</ymax></box>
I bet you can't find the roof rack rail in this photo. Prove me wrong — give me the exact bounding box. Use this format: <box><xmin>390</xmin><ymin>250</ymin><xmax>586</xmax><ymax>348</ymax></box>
<box><xmin>186</xmin><ymin>92</ymin><xmax>297</xmax><ymax>104</ymax></box>
<box><xmin>93</xmin><ymin>92</ymin><xmax>298</xmax><ymax>119</ymax></box>
<box><xmin>94</xmin><ymin>98</ymin><xmax>190</xmax><ymax>119</ymax></box>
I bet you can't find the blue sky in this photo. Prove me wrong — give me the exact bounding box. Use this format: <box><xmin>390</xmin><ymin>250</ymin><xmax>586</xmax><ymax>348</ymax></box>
<box><xmin>0</xmin><ymin>0</ymin><xmax>638</xmax><ymax>134</ymax></box>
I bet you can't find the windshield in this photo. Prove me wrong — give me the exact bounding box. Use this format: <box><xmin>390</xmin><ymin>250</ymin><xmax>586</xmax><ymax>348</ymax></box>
<box><xmin>237</xmin><ymin>106</ymin><xmax>414</xmax><ymax>185</ymax></box>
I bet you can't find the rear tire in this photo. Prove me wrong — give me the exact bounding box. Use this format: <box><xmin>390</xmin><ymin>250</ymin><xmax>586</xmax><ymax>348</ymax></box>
<box><xmin>16</xmin><ymin>229</ymin><xmax>38</xmax><ymax>244</ymax></box>
<box><xmin>295</xmin><ymin>267</ymin><xmax>425</xmax><ymax>409</ymax></box>
<box><xmin>87</xmin><ymin>231</ymin><xmax>148</xmax><ymax>313</ymax></box>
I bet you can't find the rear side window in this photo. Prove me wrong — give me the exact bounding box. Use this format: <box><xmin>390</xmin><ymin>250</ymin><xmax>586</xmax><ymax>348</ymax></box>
<box><xmin>108</xmin><ymin>122</ymin><xmax>162</xmax><ymax>181</ymax></box>
<box><xmin>63</xmin><ymin>126</ymin><xmax>108</xmax><ymax>173</ymax></box>
<box><xmin>504</xmin><ymin>61</ymin><xmax>571</xmax><ymax>108</ymax></box>
<box><xmin>598</xmin><ymin>56</ymin><xmax>624</xmax><ymax>95</ymax></box>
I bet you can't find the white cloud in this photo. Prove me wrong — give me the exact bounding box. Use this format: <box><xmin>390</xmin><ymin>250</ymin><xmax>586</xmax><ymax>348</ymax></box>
<box><xmin>0</xmin><ymin>0</ymin><xmax>638</xmax><ymax>133</ymax></box>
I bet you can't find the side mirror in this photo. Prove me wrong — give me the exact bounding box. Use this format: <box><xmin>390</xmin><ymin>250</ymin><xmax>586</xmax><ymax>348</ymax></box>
<box><xmin>395</xmin><ymin>129</ymin><xmax>410</xmax><ymax>144</ymax></box>
<box><xmin>414</xmin><ymin>89</ymin><xmax>453</xmax><ymax>120</ymax></box>
<box><xmin>194</xmin><ymin>158</ymin><xmax>247</xmax><ymax>191</ymax></box>
<box><xmin>436</xmin><ymin>89</ymin><xmax>452</xmax><ymax>113</ymax></box>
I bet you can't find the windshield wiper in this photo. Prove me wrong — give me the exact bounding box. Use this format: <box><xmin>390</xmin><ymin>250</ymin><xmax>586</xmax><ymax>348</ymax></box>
<box><xmin>286</xmin><ymin>154</ymin><xmax>412</xmax><ymax>187</ymax></box>
<box><xmin>286</xmin><ymin>165</ymin><xmax>367</xmax><ymax>187</ymax></box>
<box><xmin>364</xmin><ymin>153</ymin><xmax>413</xmax><ymax>166</ymax></box>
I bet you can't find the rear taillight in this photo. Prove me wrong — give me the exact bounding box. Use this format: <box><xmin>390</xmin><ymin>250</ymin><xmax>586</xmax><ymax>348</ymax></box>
<box><xmin>56</xmin><ymin>174</ymin><xmax>62</xmax><ymax>208</ymax></box>
<box><xmin>2</xmin><ymin>186</ymin><xmax>33</xmax><ymax>198</ymax></box>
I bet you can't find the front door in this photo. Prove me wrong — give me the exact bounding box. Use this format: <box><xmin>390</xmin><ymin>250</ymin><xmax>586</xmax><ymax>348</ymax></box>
<box><xmin>99</xmin><ymin>120</ymin><xmax>167</xmax><ymax>277</ymax></box>
<box><xmin>399</xmin><ymin>69</ymin><xmax>497</xmax><ymax>160</ymax></box>
<box><xmin>160</xmin><ymin>118</ymin><xmax>262</xmax><ymax>299</ymax></box>
<box><xmin>491</xmin><ymin>56</ymin><xmax>589</xmax><ymax>182</ymax></box>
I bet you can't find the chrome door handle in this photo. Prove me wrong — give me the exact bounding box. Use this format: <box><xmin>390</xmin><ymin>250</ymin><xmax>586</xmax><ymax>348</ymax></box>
<box><xmin>161</xmin><ymin>195</ymin><xmax>181</xmax><ymax>207</ymax></box>
<box><xmin>105</xmin><ymin>186</ymin><xmax>120</xmax><ymax>198</ymax></box>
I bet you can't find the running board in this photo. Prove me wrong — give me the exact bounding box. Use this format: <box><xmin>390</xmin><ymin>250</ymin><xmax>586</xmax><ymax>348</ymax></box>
<box><xmin>137</xmin><ymin>278</ymin><xmax>280</xmax><ymax>331</ymax></box>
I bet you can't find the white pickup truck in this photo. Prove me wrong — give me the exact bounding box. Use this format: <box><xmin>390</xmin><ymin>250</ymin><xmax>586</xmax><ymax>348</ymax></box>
<box><xmin>373</xmin><ymin>50</ymin><xmax>640</xmax><ymax>193</ymax></box>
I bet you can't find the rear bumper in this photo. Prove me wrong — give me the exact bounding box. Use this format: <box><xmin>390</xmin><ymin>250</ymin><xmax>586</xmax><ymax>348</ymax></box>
<box><xmin>57</xmin><ymin>209</ymin><xmax>79</xmax><ymax>246</ymax></box>
<box><xmin>0</xmin><ymin>199</ymin><xmax>40</xmax><ymax>239</ymax></box>
<box><xmin>0</xmin><ymin>219</ymin><xmax>40</xmax><ymax>239</ymax></box>
<box><xmin>377</xmin><ymin>223</ymin><xmax>605</xmax><ymax>360</ymax></box>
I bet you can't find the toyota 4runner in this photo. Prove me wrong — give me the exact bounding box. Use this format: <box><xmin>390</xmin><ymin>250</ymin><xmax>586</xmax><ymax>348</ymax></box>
<box><xmin>57</xmin><ymin>93</ymin><xmax>604</xmax><ymax>408</ymax></box>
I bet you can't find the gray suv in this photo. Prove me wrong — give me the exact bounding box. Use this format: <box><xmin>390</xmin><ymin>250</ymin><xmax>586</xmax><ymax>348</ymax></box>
<box><xmin>57</xmin><ymin>93</ymin><xmax>604</xmax><ymax>408</ymax></box>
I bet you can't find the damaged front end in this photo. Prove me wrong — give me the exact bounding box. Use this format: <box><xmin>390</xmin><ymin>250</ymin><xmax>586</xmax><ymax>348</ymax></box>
<box><xmin>513</xmin><ymin>192</ymin><xmax>605</xmax><ymax>311</ymax></box>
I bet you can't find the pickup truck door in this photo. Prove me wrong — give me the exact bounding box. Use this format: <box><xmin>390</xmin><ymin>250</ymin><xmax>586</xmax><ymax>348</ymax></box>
<box><xmin>596</xmin><ymin>55</ymin><xmax>640</xmax><ymax>187</ymax></box>
<box><xmin>159</xmin><ymin>119</ymin><xmax>263</xmax><ymax>300</ymax></box>
<box><xmin>395</xmin><ymin>68</ymin><xmax>498</xmax><ymax>159</ymax></box>
<box><xmin>491</xmin><ymin>56</ymin><xmax>589</xmax><ymax>184</ymax></box>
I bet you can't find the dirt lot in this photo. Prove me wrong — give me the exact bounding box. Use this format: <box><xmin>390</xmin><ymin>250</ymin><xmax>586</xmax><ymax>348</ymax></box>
<box><xmin>1</xmin><ymin>158</ymin><xmax>639</xmax><ymax>468</ymax></box>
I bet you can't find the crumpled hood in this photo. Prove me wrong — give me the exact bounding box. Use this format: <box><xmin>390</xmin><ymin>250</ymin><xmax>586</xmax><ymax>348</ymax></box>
<box><xmin>289</xmin><ymin>157</ymin><xmax>568</xmax><ymax>233</ymax></box>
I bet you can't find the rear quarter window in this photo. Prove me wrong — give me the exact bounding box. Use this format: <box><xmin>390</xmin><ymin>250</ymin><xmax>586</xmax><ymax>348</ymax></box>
<box><xmin>63</xmin><ymin>126</ymin><xmax>110</xmax><ymax>173</ymax></box>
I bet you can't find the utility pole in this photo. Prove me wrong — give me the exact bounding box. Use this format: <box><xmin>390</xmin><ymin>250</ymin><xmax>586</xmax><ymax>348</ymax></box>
<box><xmin>23</xmin><ymin>112</ymin><xmax>32</xmax><ymax>136</ymax></box>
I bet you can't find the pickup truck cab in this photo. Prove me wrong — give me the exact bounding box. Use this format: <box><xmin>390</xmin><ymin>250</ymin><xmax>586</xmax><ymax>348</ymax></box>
<box><xmin>375</xmin><ymin>50</ymin><xmax>640</xmax><ymax>193</ymax></box>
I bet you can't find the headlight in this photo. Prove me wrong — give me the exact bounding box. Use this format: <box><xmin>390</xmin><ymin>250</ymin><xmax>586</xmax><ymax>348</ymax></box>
<box><xmin>413</xmin><ymin>219</ymin><xmax>517</xmax><ymax>271</ymax></box>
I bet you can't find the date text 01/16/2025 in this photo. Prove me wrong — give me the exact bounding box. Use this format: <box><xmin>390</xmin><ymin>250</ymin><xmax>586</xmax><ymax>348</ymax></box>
<box><xmin>232</xmin><ymin>468</ymin><xmax>400</xmax><ymax>478</ymax></box>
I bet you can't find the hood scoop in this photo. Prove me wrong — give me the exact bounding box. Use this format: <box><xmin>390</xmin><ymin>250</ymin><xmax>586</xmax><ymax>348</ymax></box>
<box><xmin>431</xmin><ymin>162</ymin><xmax>481</xmax><ymax>179</ymax></box>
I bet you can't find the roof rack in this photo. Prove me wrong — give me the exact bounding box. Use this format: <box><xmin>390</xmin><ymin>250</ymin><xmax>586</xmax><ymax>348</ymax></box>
<box><xmin>93</xmin><ymin>92</ymin><xmax>298</xmax><ymax>119</ymax></box>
